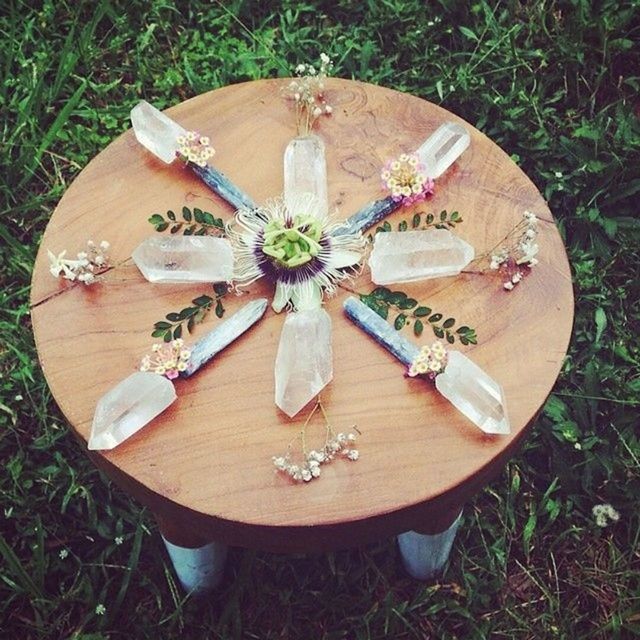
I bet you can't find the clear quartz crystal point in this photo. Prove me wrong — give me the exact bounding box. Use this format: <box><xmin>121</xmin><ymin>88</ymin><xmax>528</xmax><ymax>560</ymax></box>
<box><xmin>275</xmin><ymin>308</ymin><xmax>333</xmax><ymax>417</ymax></box>
<box><xmin>369</xmin><ymin>229</ymin><xmax>474</xmax><ymax>285</ymax></box>
<box><xmin>88</xmin><ymin>372</ymin><xmax>177</xmax><ymax>450</ymax></box>
<box><xmin>416</xmin><ymin>122</ymin><xmax>470</xmax><ymax>179</ymax></box>
<box><xmin>132</xmin><ymin>236</ymin><xmax>234</xmax><ymax>284</ymax></box>
<box><xmin>435</xmin><ymin>351</ymin><xmax>510</xmax><ymax>435</ymax></box>
<box><xmin>130</xmin><ymin>100</ymin><xmax>187</xmax><ymax>164</ymax></box>
<box><xmin>284</xmin><ymin>135</ymin><xmax>329</xmax><ymax>218</ymax></box>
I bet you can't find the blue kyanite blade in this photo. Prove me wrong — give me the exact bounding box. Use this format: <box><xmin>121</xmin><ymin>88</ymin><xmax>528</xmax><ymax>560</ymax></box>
<box><xmin>182</xmin><ymin>298</ymin><xmax>268</xmax><ymax>377</ymax></box>
<box><xmin>333</xmin><ymin>196</ymin><xmax>399</xmax><ymax>237</ymax></box>
<box><xmin>190</xmin><ymin>163</ymin><xmax>257</xmax><ymax>212</ymax></box>
<box><xmin>343</xmin><ymin>296</ymin><xmax>419</xmax><ymax>366</ymax></box>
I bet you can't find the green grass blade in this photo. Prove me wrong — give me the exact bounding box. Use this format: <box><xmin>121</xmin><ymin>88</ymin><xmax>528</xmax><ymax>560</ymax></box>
<box><xmin>109</xmin><ymin>522</ymin><xmax>144</xmax><ymax>621</ymax></box>
<box><xmin>20</xmin><ymin>78</ymin><xmax>88</xmax><ymax>188</ymax></box>
<box><xmin>0</xmin><ymin>532</ymin><xmax>43</xmax><ymax>599</ymax></box>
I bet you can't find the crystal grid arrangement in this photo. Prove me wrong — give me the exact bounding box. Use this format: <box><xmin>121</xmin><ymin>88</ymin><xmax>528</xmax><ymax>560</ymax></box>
<box><xmin>89</xmin><ymin>299</ymin><xmax>268</xmax><ymax>449</ymax></box>
<box><xmin>131</xmin><ymin>101</ymin><xmax>256</xmax><ymax>211</ymax></box>
<box><xmin>88</xmin><ymin>88</ymin><xmax>511</xmax><ymax>454</ymax></box>
<box><xmin>343</xmin><ymin>297</ymin><xmax>510</xmax><ymax>435</ymax></box>
<box><xmin>336</xmin><ymin>122</ymin><xmax>470</xmax><ymax>237</ymax></box>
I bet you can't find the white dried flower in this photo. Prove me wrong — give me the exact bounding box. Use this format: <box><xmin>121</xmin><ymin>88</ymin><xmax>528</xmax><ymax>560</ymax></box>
<box><xmin>48</xmin><ymin>240</ymin><xmax>110</xmax><ymax>286</ymax></box>
<box><xmin>592</xmin><ymin>503</ymin><xmax>620</xmax><ymax>527</ymax></box>
<box><xmin>284</xmin><ymin>55</ymin><xmax>334</xmax><ymax>135</ymax></box>
<box><xmin>489</xmin><ymin>211</ymin><xmax>540</xmax><ymax>290</ymax></box>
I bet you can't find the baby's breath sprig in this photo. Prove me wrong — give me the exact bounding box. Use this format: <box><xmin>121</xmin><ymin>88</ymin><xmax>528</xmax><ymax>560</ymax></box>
<box><xmin>368</xmin><ymin>210</ymin><xmax>463</xmax><ymax>239</ymax></box>
<box><xmin>148</xmin><ymin>206</ymin><xmax>225</xmax><ymax>236</ymax></box>
<box><xmin>176</xmin><ymin>131</ymin><xmax>215</xmax><ymax>167</ymax></box>
<box><xmin>483</xmin><ymin>211</ymin><xmax>539</xmax><ymax>291</ymax></box>
<box><xmin>140</xmin><ymin>339</ymin><xmax>191</xmax><ymax>380</ymax></box>
<box><xmin>272</xmin><ymin>399</ymin><xmax>359</xmax><ymax>483</ymax></box>
<box><xmin>152</xmin><ymin>283</ymin><xmax>228</xmax><ymax>342</ymax></box>
<box><xmin>48</xmin><ymin>240</ymin><xmax>111</xmax><ymax>285</ymax></box>
<box><xmin>283</xmin><ymin>53</ymin><xmax>334</xmax><ymax>137</ymax></box>
<box><xmin>357</xmin><ymin>286</ymin><xmax>477</xmax><ymax>345</ymax></box>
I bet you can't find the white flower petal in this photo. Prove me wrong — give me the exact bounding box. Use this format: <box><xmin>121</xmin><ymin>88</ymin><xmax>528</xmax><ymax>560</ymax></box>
<box><xmin>272</xmin><ymin>281</ymin><xmax>290</xmax><ymax>313</ymax></box>
<box><xmin>326</xmin><ymin>248</ymin><xmax>362</xmax><ymax>269</ymax></box>
<box><xmin>285</xmin><ymin>192</ymin><xmax>325</xmax><ymax>222</ymax></box>
<box><xmin>292</xmin><ymin>280</ymin><xmax>322</xmax><ymax>311</ymax></box>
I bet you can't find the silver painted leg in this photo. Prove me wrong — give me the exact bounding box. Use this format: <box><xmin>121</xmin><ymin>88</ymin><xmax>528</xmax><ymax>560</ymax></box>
<box><xmin>162</xmin><ymin>535</ymin><xmax>228</xmax><ymax>593</ymax></box>
<box><xmin>397</xmin><ymin>511</ymin><xmax>462</xmax><ymax>580</ymax></box>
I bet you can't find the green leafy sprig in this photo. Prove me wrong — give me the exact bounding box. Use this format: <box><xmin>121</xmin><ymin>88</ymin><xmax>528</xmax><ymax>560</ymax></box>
<box><xmin>359</xmin><ymin>286</ymin><xmax>477</xmax><ymax>345</ymax></box>
<box><xmin>152</xmin><ymin>283</ymin><xmax>228</xmax><ymax>342</ymax></box>
<box><xmin>148</xmin><ymin>206</ymin><xmax>226</xmax><ymax>236</ymax></box>
<box><xmin>369</xmin><ymin>210</ymin><xmax>463</xmax><ymax>240</ymax></box>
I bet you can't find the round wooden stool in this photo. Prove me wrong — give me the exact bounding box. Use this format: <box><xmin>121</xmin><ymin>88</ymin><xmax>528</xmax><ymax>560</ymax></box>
<box><xmin>31</xmin><ymin>78</ymin><xmax>574</xmax><ymax>591</ymax></box>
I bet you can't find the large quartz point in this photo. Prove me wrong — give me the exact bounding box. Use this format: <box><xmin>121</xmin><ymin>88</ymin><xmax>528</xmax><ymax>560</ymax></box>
<box><xmin>416</xmin><ymin>122</ymin><xmax>470</xmax><ymax>179</ymax></box>
<box><xmin>369</xmin><ymin>229</ymin><xmax>474</xmax><ymax>284</ymax></box>
<box><xmin>435</xmin><ymin>351</ymin><xmax>510</xmax><ymax>435</ymax></box>
<box><xmin>284</xmin><ymin>135</ymin><xmax>329</xmax><ymax>218</ymax></box>
<box><xmin>130</xmin><ymin>101</ymin><xmax>187</xmax><ymax>164</ymax></box>
<box><xmin>132</xmin><ymin>236</ymin><xmax>234</xmax><ymax>284</ymax></box>
<box><xmin>275</xmin><ymin>308</ymin><xmax>333</xmax><ymax>417</ymax></box>
<box><xmin>88</xmin><ymin>372</ymin><xmax>177</xmax><ymax>450</ymax></box>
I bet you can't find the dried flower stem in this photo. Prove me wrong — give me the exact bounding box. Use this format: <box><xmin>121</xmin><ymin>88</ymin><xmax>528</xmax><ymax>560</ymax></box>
<box><xmin>472</xmin><ymin>217</ymin><xmax>532</xmax><ymax>263</ymax></box>
<box><xmin>283</xmin><ymin>54</ymin><xmax>334</xmax><ymax>136</ymax></box>
<box><xmin>467</xmin><ymin>211</ymin><xmax>539</xmax><ymax>291</ymax></box>
<box><xmin>272</xmin><ymin>397</ymin><xmax>359</xmax><ymax>483</ymax></box>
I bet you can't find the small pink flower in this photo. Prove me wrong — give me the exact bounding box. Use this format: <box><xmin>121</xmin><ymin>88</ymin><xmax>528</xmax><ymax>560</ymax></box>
<box><xmin>381</xmin><ymin>154</ymin><xmax>434</xmax><ymax>207</ymax></box>
<box><xmin>408</xmin><ymin>341</ymin><xmax>448</xmax><ymax>379</ymax></box>
<box><xmin>140</xmin><ymin>339</ymin><xmax>191</xmax><ymax>379</ymax></box>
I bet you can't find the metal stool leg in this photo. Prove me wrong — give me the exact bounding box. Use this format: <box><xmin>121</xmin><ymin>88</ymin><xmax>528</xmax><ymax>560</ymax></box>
<box><xmin>397</xmin><ymin>511</ymin><xmax>462</xmax><ymax>580</ymax></box>
<box><xmin>155</xmin><ymin>513</ymin><xmax>228</xmax><ymax>594</ymax></box>
<box><xmin>161</xmin><ymin>536</ymin><xmax>228</xmax><ymax>593</ymax></box>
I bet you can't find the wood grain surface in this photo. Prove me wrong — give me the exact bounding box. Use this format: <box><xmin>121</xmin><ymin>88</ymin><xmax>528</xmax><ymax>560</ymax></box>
<box><xmin>31</xmin><ymin>78</ymin><xmax>574</xmax><ymax>552</ymax></box>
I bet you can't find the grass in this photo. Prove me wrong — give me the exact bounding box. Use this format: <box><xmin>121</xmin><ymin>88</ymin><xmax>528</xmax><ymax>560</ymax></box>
<box><xmin>1</xmin><ymin>0</ymin><xmax>639</xmax><ymax>638</ymax></box>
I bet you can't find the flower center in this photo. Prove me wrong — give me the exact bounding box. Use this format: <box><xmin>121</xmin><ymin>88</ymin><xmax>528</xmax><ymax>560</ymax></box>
<box><xmin>261</xmin><ymin>214</ymin><xmax>323</xmax><ymax>269</ymax></box>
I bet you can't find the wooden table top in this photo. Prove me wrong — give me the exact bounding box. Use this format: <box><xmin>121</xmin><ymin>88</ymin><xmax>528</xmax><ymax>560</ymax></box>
<box><xmin>31</xmin><ymin>78</ymin><xmax>574</xmax><ymax>552</ymax></box>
